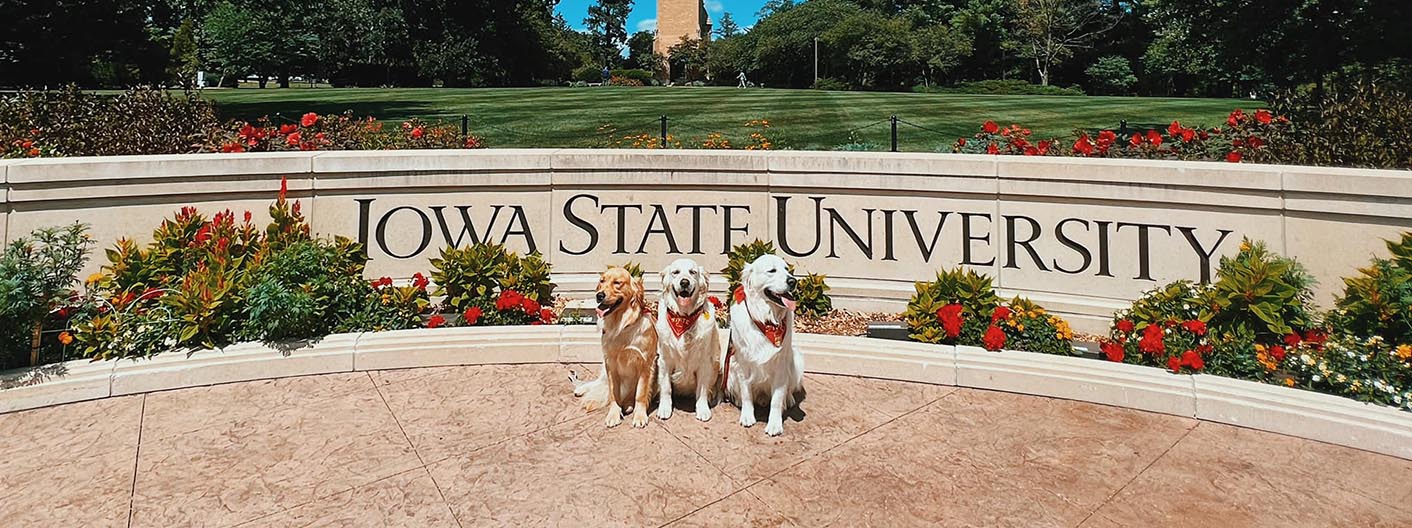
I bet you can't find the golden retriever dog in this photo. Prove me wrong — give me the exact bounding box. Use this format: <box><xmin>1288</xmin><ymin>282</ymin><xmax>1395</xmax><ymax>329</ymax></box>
<box><xmin>725</xmin><ymin>254</ymin><xmax>804</xmax><ymax>436</ymax></box>
<box><xmin>654</xmin><ymin>258</ymin><xmax>721</xmax><ymax>422</ymax></box>
<box><xmin>578</xmin><ymin>267</ymin><xmax>658</xmax><ymax>428</ymax></box>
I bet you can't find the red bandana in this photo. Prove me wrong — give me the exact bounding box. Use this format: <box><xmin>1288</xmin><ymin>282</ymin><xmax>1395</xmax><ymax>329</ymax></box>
<box><xmin>666</xmin><ymin>308</ymin><xmax>701</xmax><ymax>338</ymax></box>
<box><xmin>732</xmin><ymin>287</ymin><xmax>785</xmax><ymax>347</ymax></box>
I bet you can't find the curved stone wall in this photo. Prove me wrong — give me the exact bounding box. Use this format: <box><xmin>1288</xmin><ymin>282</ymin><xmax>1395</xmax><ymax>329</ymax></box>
<box><xmin>3</xmin><ymin>150</ymin><xmax>1411</xmax><ymax>331</ymax></box>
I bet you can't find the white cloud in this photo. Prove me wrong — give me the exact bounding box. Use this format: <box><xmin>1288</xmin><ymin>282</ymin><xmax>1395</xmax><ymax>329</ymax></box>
<box><xmin>705</xmin><ymin>0</ymin><xmax>724</xmax><ymax>13</ymax></box>
<box><xmin>636</xmin><ymin>18</ymin><xmax>657</xmax><ymax>32</ymax></box>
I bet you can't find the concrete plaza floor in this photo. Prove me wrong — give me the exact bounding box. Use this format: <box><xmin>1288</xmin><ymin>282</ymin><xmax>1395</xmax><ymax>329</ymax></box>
<box><xmin>2</xmin><ymin>363</ymin><xmax>1410</xmax><ymax>527</ymax></box>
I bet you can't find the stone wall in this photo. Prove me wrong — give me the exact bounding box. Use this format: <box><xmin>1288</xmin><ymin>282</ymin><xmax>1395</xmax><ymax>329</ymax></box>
<box><xmin>3</xmin><ymin>150</ymin><xmax>1410</xmax><ymax>332</ymax></box>
<box><xmin>654</xmin><ymin>0</ymin><xmax>709</xmax><ymax>58</ymax></box>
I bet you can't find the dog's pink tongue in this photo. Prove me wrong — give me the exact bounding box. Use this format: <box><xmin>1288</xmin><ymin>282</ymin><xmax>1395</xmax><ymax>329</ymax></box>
<box><xmin>595</xmin><ymin>308</ymin><xmax>605</xmax><ymax>319</ymax></box>
<box><xmin>784</xmin><ymin>298</ymin><xmax>797</xmax><ymax>312</ymax></box>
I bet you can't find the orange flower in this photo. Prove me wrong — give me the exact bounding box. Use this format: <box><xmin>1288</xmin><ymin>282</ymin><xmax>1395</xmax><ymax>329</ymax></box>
<box><xmin>58</xmin><ymin>331</ymin><xmax>74</xmax><ymax>345</ymax></box>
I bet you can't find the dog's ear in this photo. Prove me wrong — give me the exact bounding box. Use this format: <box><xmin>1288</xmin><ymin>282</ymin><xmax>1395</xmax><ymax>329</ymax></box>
<box><xmin>632</xmin><ymin>276</ymin><xmax>646</xmax><ymax>303</ymax></box>
<box><xmin>697</xmin><ymin>265</ymin><xmax>710</xmax><ymax>286</ymax></box>
<box><xmin>739</xmin><ymin>261</ymin><xmax>753</xmax><ymax>288</ymax></box>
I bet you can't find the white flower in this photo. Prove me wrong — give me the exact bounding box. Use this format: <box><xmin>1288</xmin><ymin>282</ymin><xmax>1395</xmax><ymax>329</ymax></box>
<box><xmin>1312</xmin><ymin>374</ymin><xmax>1322</xmax><ymax>382</ymax></box>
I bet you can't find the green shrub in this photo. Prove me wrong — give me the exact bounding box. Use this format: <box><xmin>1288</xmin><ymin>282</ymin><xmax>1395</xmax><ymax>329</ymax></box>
<box><xmin>0</xmin><ymin>224</ymin><xmax>92</xmax><ymax>369</ymax></box>
<box><xmin>238</xmin><ymin>239</ymin><xmax>370</xmax><ymax>343</ymax></box>
<box><xmin>429</xmin><ymin>242</ymin><xmax>554</xmax><ymax>314</ymax></box>
<box><xmin>1332</xmin><ymin>232</ymin><xmax>1412</xmax><ymax>344</ymax></box>
<box><xmin>720</xmin><ymin>240</ymin><xmax>833</xmax><ymax>317</ymax></box>
<box><xmin>812</xmin><ymin>78</ymin><xmax>848</xmax><ymax>91</ymax></box>
<box><xmin>573</xmin><ymin>65</ymin><xmax>603</xmax><ymax>83</ymax></box>
<box><xmin>1206</xmin><ymin>238</ymin><xmax>1318</xmax><ymax>339</ymax></box>
<box><xmin>1085</xmin><ymin>56</ymin><xmax>1137</xmax><ymax>95</ymax></box>
<box><xmin>903</xmin><ymin>267</ymin><xmax>1073</xmax><ymax>354</ymax></box>
<box><xmin>1268</xmin><ymin>82</ymin><xmax>1412</xmax><ymax>169</ymax></box>
<box><xmin>915</xmin><ymin>79</ymin><xmax>1085</xmax><ymax>96</ymax></box>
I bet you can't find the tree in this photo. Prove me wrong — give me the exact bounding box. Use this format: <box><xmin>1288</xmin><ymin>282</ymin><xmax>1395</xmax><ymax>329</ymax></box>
<box><xmin>714</xmin><ymin>12</ymin><xmax>743</xmax><ymax>38</ymax></box>
<box><xmin>166</xmin><ymin>19</ymin><xmax>201</xmax><ymax>87</ymax></box>
<box><xmin>1006</xmin><ymin>0</ymin><xmax>1120</xmax><ymax>86</ymax></box>
<box><xmin>0</xmin><ymin>0</ymin><xmax>162</xmax><ymax>86</ymax></box>
<box><xmin>912</xmin><ymin>22</ymin><xmax>973</xmax><ymax>87</ymax></box>
<box><xmin>822</xmin><ymin>10</ymin><xmax>916</xmax><ymax>89</ymax></box>
<box><xmin>757</xmin><ymin>0</ymin><xmax>797</xmax><ymax>18</ymax></box>
<box><xmin>627</xmin><ymin>31</ymin><xmax>659</xmax><ymax>71</ymax></box>
<box><xmin>667</xmin><ymin>37</ymin><xmax>709</xmax><ymax>82</ymax></box>
<box><xmin>1085</xmin><ymin>55</ymin><xmax>1135</xmax><ymax>94</ymax></box>
<box><xmin>584</xmin><ymin>0</ymin><xmax>633</xmax><ymax>67</ymax></box>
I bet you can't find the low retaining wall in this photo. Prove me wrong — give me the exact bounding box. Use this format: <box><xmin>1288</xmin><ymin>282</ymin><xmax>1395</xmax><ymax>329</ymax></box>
<box><xmin>2</xmin><ymin>327</ymin><xmax>1410</xmax><ymax>461</ymax></box>
<box><xmin>3</xmin><ymin>150</ymin><xmax>1411</xmax><ymax>331</ymax></box>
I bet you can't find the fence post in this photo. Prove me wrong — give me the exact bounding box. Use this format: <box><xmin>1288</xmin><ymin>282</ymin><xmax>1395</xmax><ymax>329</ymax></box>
<box><xmin>461</xmin><ymin>115</ymin><xmax>469</xmax><ymax>138</ymax></box>
<box><xmin>660</xmin><ymin>115</ymin><xmax>669</xmax><ymax>148</ymax></box>
<box><xmin>1119</xmin><ymin>120</ymin><xmax>1128</xmax><ymax>135</ymax></box>
<box><xmin>890</xmin><ymin>115</ymin><xmax>899</xmax><ymax>152</ymax></box>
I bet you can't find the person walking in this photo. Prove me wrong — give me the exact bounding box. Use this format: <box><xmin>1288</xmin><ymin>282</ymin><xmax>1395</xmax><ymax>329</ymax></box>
<box><xmin>601</xmin><ymin>66</ymin><xmax>611</xmax><ymax>86</ymax></box>
<box><xmin>737</xmin><ymin>71</ymin><xmax>748</xmax><ymax>89</ymax></box>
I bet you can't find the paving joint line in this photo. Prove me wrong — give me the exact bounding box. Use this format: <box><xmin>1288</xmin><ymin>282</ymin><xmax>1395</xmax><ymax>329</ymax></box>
<box><xmin>368</xmin><ymin>371</ymin><xmax>465</xmax><ymax>528</ymax></box>
<box><xmin>660</xmin><ymin>389</ymin><xmax>955</xmax><ymax>527</ymax></box>
<box><xmin>1074</xmin><ymin>418</ymin><xmax>1199</xmax><ymax>527</ymax></box>
<box><xmin>125</xmin><ymin>393</ymin><xmax>147</xmax><ymax>528</ymax></box>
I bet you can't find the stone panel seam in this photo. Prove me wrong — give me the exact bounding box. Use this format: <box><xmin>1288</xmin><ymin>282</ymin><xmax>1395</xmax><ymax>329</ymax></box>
<box><xmin>124</xmin><ymin>393</ymin><xmax>147</xmax><ymax>528</ymax></box>
<box><xmin>1076</xmin><ymin>420</ymin><xmax>1198</xmax><ymax>526</ymax></box>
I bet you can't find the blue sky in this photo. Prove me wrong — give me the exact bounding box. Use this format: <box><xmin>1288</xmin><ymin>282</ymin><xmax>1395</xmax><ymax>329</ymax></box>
<box><xmin>556</xmin><ymin>0</ymin><xmax>767</xmax><ymax>34</ymax></box>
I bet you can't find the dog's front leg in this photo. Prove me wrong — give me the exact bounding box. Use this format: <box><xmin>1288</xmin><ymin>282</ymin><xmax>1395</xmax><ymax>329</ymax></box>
<box><xmin>764</xmin><ymin>384</ymin><xmax>787</xmax><ymax>436</ymax></box>
<box><xmin>604</xmin><ymin>363</ymin><xmax>624</xmax><ymax>428</ymax></box>
<box><xmin>693</xmin><ymin>366</ymin><xmax>713</xmax><ymax>421</ymax></box>
<box><xmin>655</xmin><ymin>354</ymin><xmax>673</xmax><ymax>420</ymax></box>
<box><xmin>738</xmin><ymin>383</ymin><xmax>756</xmax><ymax>428</ymax></box>
<box><xmin>632</xmin><ymin>362</ymin><xmax>653</xmax><ymax>428</ymax></box>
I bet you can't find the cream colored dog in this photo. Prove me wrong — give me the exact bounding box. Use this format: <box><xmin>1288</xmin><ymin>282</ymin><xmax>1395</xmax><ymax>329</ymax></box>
<box><xmin>654</xmin><ymin>258</ymin><xmax>721</xmax><ymax>422</ymax></box>
<box><xmin>725</xmin><ymin>254</ymin><xmax>804</xmax><ymax>436</ymax></box>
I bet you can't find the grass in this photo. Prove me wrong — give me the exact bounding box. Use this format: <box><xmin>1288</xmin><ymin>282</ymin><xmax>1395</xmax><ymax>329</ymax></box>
<box><xmin>201</xmin><ymin>87</ymin><xmax>1253</xmax><ymax>152</ymax></box>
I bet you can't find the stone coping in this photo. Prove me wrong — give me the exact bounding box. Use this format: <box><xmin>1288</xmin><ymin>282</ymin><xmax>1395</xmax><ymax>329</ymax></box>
<box><xmin>2</xmin><ymin>326</ymin><xmax>1409</xmax><ymax>461</ymax></box>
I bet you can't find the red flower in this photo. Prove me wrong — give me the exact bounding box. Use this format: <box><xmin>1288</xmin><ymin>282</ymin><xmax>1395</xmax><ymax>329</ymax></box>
<box><xmin>1304</xmin><ymin>329</ymin><xmax>1327</xmax><ymax>347</ymax></box>
<box><xmin>1168</xmin><ymin>355</ymin><xmax>1183</xmax><ymax>373</ymax></box>
<box><xmin>1167</xmin><ymin>120</ymin><xmax>1183</xmax><ymax>137</ymax></box>
<box><xmin>220</xmin><ymin>142</ymin><xmax>245</xmax><ymax>153</ymax></box>
<box><xmin>194</xmin><ymin>224</ymin><xmax>212</xmax><ymax>244</ymax></box>
<box><xmin>539</xmin><ymin>308</ymin><xmax>556</xmax><ymax>323</ymax></box>
<box><xmin>733</xmin><ymin>286</ymin><xmax>745</xmax><ymax>304</ymax></box>
<box><xmin>991</xmin><ymin>306</ymin><xmax>1012</xmax><ymax>324</ymax></box>
<box><xmin>1101</xmin><ymin>341</ymin><xmax>1125</xmax><ymax>362</ymax></box>
<box><xmin>935</xmin><ymin>304</ymin><xmax>964</xmax><ymax>339</ymax></box>
<box><xmin>1226</xmin><ymin>151</ymin><xmax>1243</xmax><ymax>163</ymax></box>
<box><xmin>292</xmin><ymin>200</ymin><xmax>302</xmax><ymax>215</ymax></box>
<box><xmin>1073</xmin><ymin>134</ymin><xmax>1094</xmax><ymax>156</ymax></box>
<box><xmin>982</xmin><ymin>325</ymin><xmax>1007</xmax><ymax>351</ymax></box>
<box><xmin>1181</xmin><ymin>350</ymin><xmax>1204</xmax><ymax>371</ymax></box>
<box><xmin>497</xmin><ymin>289</ymin><xmax>524</xmax><ymax>311</ymax></box>
<box><xmin>708</xmin><ymin>296</ymin><xmax>723</xmax><ymax>310</ymax></box>
<box><xmin>1129</xmin><ymin>133</ymin><xmax>1144</xmax><ymax>147</ymax></box>
<box><xmin>1139</xmin><ymin>324</ymin><xmax>1165</xmax><ymax>355</ymax></box>
<box><xmin>427</xmin><ymin>315</ymin><xmax>445</xmax><ymax>328</ymax></box>
<box><xmin>1036</xmin><ymin>140</ymin><xmax>1052</xmax><ymax>155</ymax></box>
<box><xmin>1255</xmin><ymin>109</ymin><xmax>1273</xmax><ymax>125</ymax></box>
<box><xmin>1145</xmin><ymin>130</ymin><xmax>1163</xmax><ymax>147</ymax></box>
<box><xmin>216</xmin><ymin>237</ymin><xmax>230</xmax><ymax>251</ymax></box>
<box><xmin>286</xmin><ymin>131</ymin><xmax>301</xmax><ymax>146</ymax></box>
<box><xmin>1116</xmin><ymin>319</ymin><xmax>1135</xmax><ymax>334</ymax></box>
<box><xmin>1097</xmin><ymin>130</ymin><xmax>1117</xmax><ymax>146</ymax></box>
<box><xmin>982</xmin><ymin>120</ymin><xmax>999</xmax><ymax>134</ymax></box>
<box><xmin>1270</xmin><ymin>345</ymin><xmax>1287</xmax><ymax>361</ymax></box>
<box><xmin>411</xmin><ymin>126</ymin><xmax>425</xmax><ymax>139</ymax></box>
<box><xmin>243</xmin><ymin>210</ymin><xmax>253</xmax><ymax>223</ymax></box>
<box><xmin>986</xmin><ymin>143</ymin><xmax>999</xmax><ymax>155</ymax></box>
<box><xmin>279</xmin><ymin>124</ymin><xmax>298</xmax><ymax>135</ymax></box>
<box><xmin>1227</xmin><ymin>109</ymin><xmax>1245</xmax><ymax>127</ymax></box>
<box><xmin>279</xmin><ymin>176</ymin><xmax>289</xmax><ymax>200</ymax></box>
<box><xmin>411</xmin><ymin>272</ymin><xmax>429</xmax><ymax>290</ymax></box>
<box><xmin>1246</xmin><ymin>136</ymin><xmax>1265</xmax><ymax>149</ymax></box>
<box><xmin>463</xmin><ymin>306</ymin><xmax>483</xmax><ymax>325</ymax></box>
<box><xmin>1181</xmin><ymin>320</ymin><xmax>1206</xmax><ymax>336</ymax></box>
<box><xmin>301</xmin><ymin>112</ymin><xmax>319</xmax><ymax>127</ymax></box>
<box><xmin>522</xmin><ymin>297</ymin><xmax>541</xmax><ymax>315</ymax></box>
<box><xmin>1283</xmin><ymin>333</ymin><xmax>1301</xmax><ymax>347</ymax></box>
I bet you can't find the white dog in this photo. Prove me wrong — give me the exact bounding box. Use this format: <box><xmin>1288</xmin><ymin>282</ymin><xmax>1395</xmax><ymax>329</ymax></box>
<box><xmin>725</xmin><ymin>254</ymin><xmax>804</xmax><ymax>436</ymax></box>
<box><xmin>654</xmin><ymin>258</ymin><xmax>722</xmax><ymax>422</ymax></box>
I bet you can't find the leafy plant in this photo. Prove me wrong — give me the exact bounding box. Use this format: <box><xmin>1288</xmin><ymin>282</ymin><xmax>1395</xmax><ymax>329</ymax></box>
<box><xmin>238</xmin><ymin>239</ymin><xmax>370</xmax><ymax>343</ymax></box>
<box><xmin>430</xmin><ymin>242</ymin><xmax>555</xmax><ymax>314</ymax></box>
<box><xmin>0</xmin><ymin>224</ymin><xmax>93</xmax><ymax>368</ymax></box>
<box><xmin>720</xmin><ymin>239</ymin><xmax>833</xmax><ymax>316</ymax></box>
<box><xmin>1206</xmin><ymin>238</ymin><xmax>1317</xmax><ymax>339</ymax></box>
<box><xmin>1333</xmin><ymin>232</ymin><xmax>1412</xmax><ymax>345</ymax></box>
<box><xmin>903</xmin><ymin>268</ymin><xmax>1071</xmax><ymax>354</ymax></box>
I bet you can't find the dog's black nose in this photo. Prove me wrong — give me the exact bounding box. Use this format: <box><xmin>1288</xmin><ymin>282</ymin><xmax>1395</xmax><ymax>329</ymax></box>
<box><xmin>679</xmin><ymin>278</ymin><xmax>690</xmax><ymax>289</ymax></box>
<box><xmin>595</xmin><ymin>291</ymin><xmax>606</xmax><ymax>303</ymax></box>
<box><xmin>786</xmin><ymin>276</ymin><xmax>798</xmax><ymax>288</ymax></box>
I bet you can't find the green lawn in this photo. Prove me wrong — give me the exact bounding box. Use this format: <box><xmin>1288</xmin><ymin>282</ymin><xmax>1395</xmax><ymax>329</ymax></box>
<box><xmin>202</xmin><ymin>87</ymin><xmax>1252</xmax><ymax>152</ymax></box>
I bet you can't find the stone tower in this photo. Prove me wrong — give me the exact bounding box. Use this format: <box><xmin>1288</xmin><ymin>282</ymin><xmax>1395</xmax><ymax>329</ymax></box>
<box><xmin>654</xmin><ymin>0</ymin><xmax>712</xmax><ymax>59</ymax></box>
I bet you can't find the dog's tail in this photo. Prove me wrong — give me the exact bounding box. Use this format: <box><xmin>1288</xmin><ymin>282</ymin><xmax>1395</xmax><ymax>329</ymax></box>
<box><xmin>569</xmin><ymin>365</ymin><xmax>610</xmax><ymax>412</ymax></box>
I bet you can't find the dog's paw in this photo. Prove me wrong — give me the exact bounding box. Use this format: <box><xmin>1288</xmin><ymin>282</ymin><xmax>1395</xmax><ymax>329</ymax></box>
<box><xmin>582</xmin><ymin>399</ymin><xmax>604</xmax><ymax>412</ymax></box>
<box><xmin>739</xmin><ymin>411</ymin><xmax>756</xmax><ymax>428</ymax></box>
<box><xmin>605</xmin><ymin>411</ymin><xmax>623</xmax><ymax>428</ymax></box>
<box><xmin>765</xmin><ymin>420</ymin><xmax>784</xmax><ymax>437</ymax></box>
<box><xmin>657</xmin><ymin>405</ymin><xmax>673</xmax><ymax>421</ymax></box>
<box><xmin>631</xmin><ymin>409</ymin><xmax>650</xmax><ymax>428</ymax></box>
<box><xmin>695</xmin><ymin>406</ymin><xmax>712</xmax><ymax>422</ymax></box>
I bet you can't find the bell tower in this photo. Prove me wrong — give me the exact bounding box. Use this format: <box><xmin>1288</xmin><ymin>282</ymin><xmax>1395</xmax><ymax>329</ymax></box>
<box><xmin>654</xmin><ymin>0</ymin><xmax>712</xmax><ymax>59</ymax></box>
